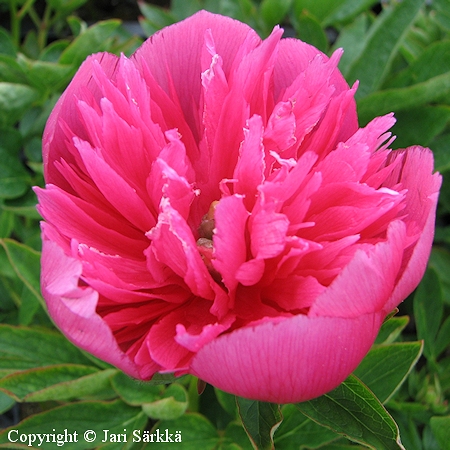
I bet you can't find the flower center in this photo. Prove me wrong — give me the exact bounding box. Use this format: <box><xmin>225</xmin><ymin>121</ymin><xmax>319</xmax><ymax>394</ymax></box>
<box><xmin>198</xmin><ymin>200</ymin><xmax>218</xmax><ymax>240</ymax></box>
<box><xmin>197</xmin><ymin>201</ymin><xmax>222</xmax><ymax>283</ymax></box>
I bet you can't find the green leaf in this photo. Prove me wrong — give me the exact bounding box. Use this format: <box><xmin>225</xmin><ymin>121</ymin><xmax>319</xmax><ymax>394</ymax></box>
<box><xmin>430</xmin><ymin>415</ymin><xmax>450</xmax><ymax>449</ymax></box>
<box><xmin>236</xmin><ymin>397</ymin><xmax>282</xmax><ymax>450</ymax></box>
<box><xmin>19</xmin><ymin>57</ymin><xmax>75</xmax><ymax>91</ymax></box>
<box><xmin>0</xmin><ymin>82</ymin><xmax>40</xmax><ymax>127</ymax></box>
<box><xmin>22</xmin><ymin>30</ymin><xmax>40</xmax><ymax>59</ymax></box>
<box><xmin>0</xmin><ymin>132</ymin><xmax>31</xmax><ymax>199</ymax></box>
<box><xmin>47</xmin><ymin>0</ymin><xmax>89</xmax><ymax>15</ymax></box>
<box><xmin>0</xmin><ymin>391</ymin><xmax>14</xmax><ymax>416</ymax></box>
<box><xmin>323</xmin><ymin>0</ymin><xmax>379</xmax><ymax>27</ymax></box>
<box><xmin>0</xmin><ymin>55</ymin><xmax>28</xmax><ymax>84</ymax></box>
<box><xmin>391</xmin><ymin>106</ymin><xmax>450</xmax><ymax>149</ymax></box>
<box><xmin>138</xmin><ymin>2</ymin><xmax>175</xmax><ymax>36</ymax></box>
<box><xmin>39</xmin><ymin>40</ymin><xmax>70</xmax><ymax>63</ymax></box>
<box><xmin>19</xmin><ymin>95</ymin><xmax>58</xmax><ymax>139</ymax></box>
<box><xmin>0</xmin><ymin>365</ymin><xmax>116</xmax><ymax>402</ymax></box>
<box><xmin>375</xmin><ymin>316</ymin><xmax>409</xmax><ymax>345</ymax></box>
<box><xmin>431</xmin><ymin>132</ymin><xmax>450</xmax><ymax>173</ymax></box>
<box><xmin>2</xmin><ymin>189</ymin><xmax>42</xmax><ymax>220</ymax></box>
<box><xmin>171</xmin><ymin>0</ymin><xmax>203</xmax><ymax>20</ymax></box>
<box><xmin>429</xmin><ymin>247</ymin><xmax>450</xmax><ymax>305</ymax></box>
<box><xmin>357</xmin><ymin>71</ymin><xmax>450</xmax><ymax>126</ymax></box>
<box><xmin>434</xmin><ymin>314</ymin><xmax>450</xmax><ymax>358</ymax></box>
<box><xmin>142</xmin><ymin>383</ymin><xmax>188</xmax><ymax>420</ymax></box>
<box><xmin>149</xmin><ymin>413</ymin><xmax>218</xmax><ymax>449</ymax></box>
<box><xmin>260</xmin><ymin>0</ymin><xmax>292</xmax><ymax>29</ymax></box>
<box><xmin>332</xmin><ymin>13</ymin><xmax>369</xmax><ymax>76</ymax></box>
<box><xmin>291</xmin><ymin>10</ymin><xmax>328</xmax><ymax>52</ymax></box>
<box><xmin>316</xmin><ymin>444</ymin><xmax>367</xmax><ymax>450</ymax></box>
<box><xmin>274</xmin><ymin>403</ymin><xmax>338</xmax><ymax>449</ymax></box>
<box><xmin>345</xmin><ymin>0</ymin><xmax>424</xmax><ymax>98</ymax></box>
<box><xmin>0</xmin><ymin>206</ymin><xmax>14</xmax><ymax>239</ymax></box>
<box><xmin>434</xmin><ymin>0</ymin><xmax>450</xmax><ymax>32</ymax></box>
<box><xmin>215</xmin><ymin>388</ymin><xmax>238</xmax><ymax>419</ymax></box>
<box><xmin>0</xmin><ymin>325</ymin><xmax>93</xmax><ymax>371</ymax></box>
<box><xmin>354</xmin><ymin>342</ymin><xmax>423</xmax><ymax>404</ymax></box>
<box><xmin>0</xmin><ymin>399</ymin><xmax>145</xmax><ymax>449</ymax></box>
<box><xmin>293</xmin><ymin>0</ymin><xmax>346</xmax><ymax>24</ymax></box>
<box><xmin>0</xmin><ymin>238</ymin><xmax>42</xmax><ymax>306</ymax></box>
<box><xmin>111</xmin><ymin>371</ymin><xmax>162</xmax><ymax>405</ymax></box>
<box><xmin>17</xmin><ymin>285</ymin><xmax>41</xmax><ymax>326</ymax></box>
<box><xmin>59</xmin><ymin>20</ymin><xmax>122</xmax><ymax>67</ymax></box>
<box><xmin>387</xmin><ymin>40</ymin><xmax>450</xmax><ymax>89</ymax></box>
<box><xmin>0</xmin><ymin>27</ymin><xmax>16</xmax><ymax>57</ymax></box>
<box><xmin>97</xmin><ymin>413</ymin><xmax>149</xmax><ymax>450</ymax></box>
<box><xmin>413</xmin><ymin>267</ymin><xmax>443</xmax><ymax>360</ymax></box>
<box><xmin>222</xmin><ymin>421</ymin><xmax>254</xmax><ymax>450</ymax></box>
<box><xmin>296</xmin><ymin>375</ymin><xmax>405</xmax><ymax>449</ymax></box>
<box><xmin>66</xmin><ymin>15</ymin><xmax>87</xmax><ymax>38</ymax></box>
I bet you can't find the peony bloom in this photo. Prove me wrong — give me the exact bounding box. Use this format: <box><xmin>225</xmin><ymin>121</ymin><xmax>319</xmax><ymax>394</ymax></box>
<box><xmin>35</xmin><ymin>11</ymin><xmax>441</xmax><ymax>403</ymax></box>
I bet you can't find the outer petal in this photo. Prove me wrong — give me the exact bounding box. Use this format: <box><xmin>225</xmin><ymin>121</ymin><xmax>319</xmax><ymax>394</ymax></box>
<box><xmin>43</xmin><ymin>53</ymin><xmax>120</xmax><ymax>185</ymax></box>
<box><xmin>274</xmin><ymin>40</ymin><xmax>350</xmax><ymax>101</ymax></box>
<box><xmin>40</xmin><ymin>231</ymin><xmax>140</xmax><ymax>378</ymax></box>
<box><xmin>190</xmin><ymin>312</ymin><xmax>384</xmax><ymax>403</ymax></box>
<box><xmin>132</xmin><ymin>10</ymin><xmax>261</xmax><ymax>135</ymax></box>
<box><xmin>310</xmin><ymin>220</ymin><xmax>406</xmax><ymax>318</ymax></box>
<box><xmin>384</xmin><ymin>147</ymin><xmax>442</xmax><ymax>312</ymax></box>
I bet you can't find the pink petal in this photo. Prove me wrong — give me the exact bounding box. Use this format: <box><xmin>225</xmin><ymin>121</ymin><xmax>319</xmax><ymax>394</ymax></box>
<box><xmin>201</xmin><ymin>29</ymin><xmax>230</xmax><ymax>153</ymax></box>
<box><xmin>148</xmin><ymin>299</ymin><xmax>234</xmax><ymax>371</ymax></box>
<box><xmin>303</xmin><ymin>182</ymin><xmax>405</xmax><ymax>241</ymax></box>
<box><xmin>233</xmin><ymin>114</ymin><xmax>265</xmax><ymax>209</ymax></box>
<box><xmin>199</xmin><ymin>27</ymin><xmax>283</xmax><ymax>208</ymax></box>
<box><xmin>132</xmin><ymin>11</ymin><xmax>261</xmax><ymax>135</ymax></box>
<box><xmin>263</xmin><ymin>100</ymin><xmax>297</xmax><ymax>153</ymax></box>
<box><xmin>146</xmin><ymin>198</ymin><xmax>215</xmax><ymax>300</ymax></box>
<box><xmin>250</xmin><ymin>207</ymin><xmax>289</xmax><ymax>259</ymax></box>
<box><xmin>73</xmin><ymin>137</ymin><xmax>155</xmax><ymax>231</ymax></box>
<box><xmin>298</xmin><ymin>86</ymin><xmax>358</xmax><ymax>161</ymax></box>
<box><xmin>383</xmin><ymin>147</ymin><xmax>442</xmax><ymax>311</ymax></box>
<box><xmin>43</xmin><ymin>53</ymin><xmax>121</xmax><ymax>186</ymax></box>
<box><xmin>235</xmin><ymin>259</ymin><xmax>265</xmax><ymax>286</ymax></box>
<box><xmin>276</xmin><ymin>50</ymin><xmax>343</xmax><ymax>156</ymax></box>
<box><xmin>146</xmin><ymin>156</ymin><xmax>196</xmax><ymax>222</ymax></box>
<box><xmin>264</xmin><ymin>275</ymin><xmax>326</xmax><ymax>311</ymax></box>
<box><xmin>40</xmin><ymin>232</ymin><xmax>140</xmax><ymax>378</ymax></box>
<box><xmin>310</xmin><ymin>220</ymin><xmax>406</xmax><ymax>318</ymax></box>
<box><xmin>175</xmin><ymin>313</ymin><xmax>235</xmax><ymax>352</ymax></box>
<box><xmin>35</xmin><ymin>185</ymin><xmax>148</xmax><ymax>257</ymax></box>
<box><xmin>191</xmin><ymin>312</ymin><xmax>384</xmax><ymax>403</ymax></box>
<box><xmin>274</xmin><ymin>41</ymin><xmax>350</xmax><ymax>102</ymax></box>
<box><xmin>212</xmin><ymin>195</ymin><xmax>249</xmax><ymax>294</ymax></box>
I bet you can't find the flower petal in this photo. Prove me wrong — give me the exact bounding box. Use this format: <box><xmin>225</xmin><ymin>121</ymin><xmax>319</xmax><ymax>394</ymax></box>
<box><xmin>190</xmin><ymin>312</ymin><xmax>384</xmax><ymax>403</ymax></box>
<box><xmin>310</xmin><ymin>220</ymin><xmax>406</xmax><ymax>318</ymax></box>
<box><xmin>40</xmin><ymin>231</ymin><xmax>140</xmax><ymax>378</ymax></box>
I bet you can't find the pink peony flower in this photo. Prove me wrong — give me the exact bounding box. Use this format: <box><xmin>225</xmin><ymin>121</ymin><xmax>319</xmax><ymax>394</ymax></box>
<box><xmin>35</xmin><ymin>11</ymin><xmax>441</xmax><ymax>403</ymax></box>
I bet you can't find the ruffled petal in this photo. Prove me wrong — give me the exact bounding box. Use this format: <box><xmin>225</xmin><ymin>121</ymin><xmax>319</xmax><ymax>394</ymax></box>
<box><xmin>40</xmin><ymin>231</ymin><xmax>140</xmax><ymax>378</ymax></box>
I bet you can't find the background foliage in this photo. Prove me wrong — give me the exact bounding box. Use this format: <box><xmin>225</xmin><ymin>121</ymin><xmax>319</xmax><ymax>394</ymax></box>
<box><xmin>0</xmin><ymin>0</ymin><xmax>449</xmax><ymax>448</ymax></box>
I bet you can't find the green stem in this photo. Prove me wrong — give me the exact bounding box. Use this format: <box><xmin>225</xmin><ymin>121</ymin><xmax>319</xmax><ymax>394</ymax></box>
<box><xmin>187</xmin><ymin>376</ymin><xmax>200</xmax><ymax>413</ymax></box>
<box><xmin>9</xmin><ymin>0</ymin><xmax>20</xmax><ymax>49</ymax></box>
<box><xmin>37</xmin><ymin>2</ymin><xmax>53</xmax><ymax>52</ymax></box>
<box><xmin>17</xmin><ymin>0</ymin><xmax>37</xmax><ymax>20</ymax></box>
